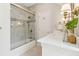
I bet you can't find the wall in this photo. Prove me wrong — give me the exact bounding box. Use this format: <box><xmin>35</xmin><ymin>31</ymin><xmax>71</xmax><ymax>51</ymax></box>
<box><xmin>30</xmin><ymin>4</ymin><xmax>62</xmax><ymax>39</ymax></box>
<box><xmin>50</xmin><ymin>4</ymin><xmax>62</xmax><ymax>32</ymax></box>
<box><xmin>0</xmin><ymin>3</ymin><xmax>10</xmax><ymax>56</ymax></box>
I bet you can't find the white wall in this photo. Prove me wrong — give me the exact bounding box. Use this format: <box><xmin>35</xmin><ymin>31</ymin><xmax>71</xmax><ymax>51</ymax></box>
<box><xmin>50</xmin><ymin>4</ymin><xmax>62</xmax><ymax>32</ymax></box>
<box><xmin>0</xmin><ymin>3</ymin><xmax>10</xmax><ymax>56</ymax></box>
<box><xmin>30</xmin><ymin>4</ymin><xmax>62</xmax><ymax>39</ymax></box>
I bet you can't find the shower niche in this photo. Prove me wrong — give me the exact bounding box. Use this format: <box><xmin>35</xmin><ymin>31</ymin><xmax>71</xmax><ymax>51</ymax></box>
<box><xmin>10</xmin><ymin>4</ymin><xmax>35</xmax><ymax>50</ymax></box>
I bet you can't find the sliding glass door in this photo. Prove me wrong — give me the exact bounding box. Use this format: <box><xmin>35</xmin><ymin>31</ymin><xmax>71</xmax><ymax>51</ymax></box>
<box><xmin>10</xmin><ymin>4</ymin><xmax>35</xmax><ymax>50</ymax></box>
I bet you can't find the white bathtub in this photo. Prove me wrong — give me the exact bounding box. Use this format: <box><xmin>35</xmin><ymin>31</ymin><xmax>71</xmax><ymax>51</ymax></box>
<box><xmin>10</xmin><ymin>40</ymin><xmax>36</xmax><ymax>56</ymax></box>
<box><xmin>38</xmin><ymin>31</ymin><xmax>79</xmax><ymax>56</ymax></box>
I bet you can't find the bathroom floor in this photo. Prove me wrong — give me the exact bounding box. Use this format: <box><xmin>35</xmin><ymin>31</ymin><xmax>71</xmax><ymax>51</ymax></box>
<box><xmin>21</xmin><ymin>45</ymin><xmax>42</xmax><ymax>56</ymax></box>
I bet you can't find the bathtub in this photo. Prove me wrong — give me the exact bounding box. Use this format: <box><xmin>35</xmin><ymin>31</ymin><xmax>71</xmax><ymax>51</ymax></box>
<box><xmin>10</xmin><ymin>40</ymin><xmax>36</xmax><ymax>56</ymax></box>
<box><xmin>38</xmin><ymin>30</ymin><xmax>79</xmax><ymax>56</ymax></box>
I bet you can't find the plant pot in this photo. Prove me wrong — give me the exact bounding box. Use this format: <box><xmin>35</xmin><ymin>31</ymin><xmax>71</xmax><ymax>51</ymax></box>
<box><xmin>67</xmin><ymin>30</ymin><xmax>76</xmax><ymax>44</ymax></box>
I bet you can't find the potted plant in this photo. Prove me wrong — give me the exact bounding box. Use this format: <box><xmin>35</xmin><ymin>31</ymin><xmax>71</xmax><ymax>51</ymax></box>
<box><xmin>65</xmin><ymin>7</ymin><xmax>79</xmax><ymax>44</ymax></box>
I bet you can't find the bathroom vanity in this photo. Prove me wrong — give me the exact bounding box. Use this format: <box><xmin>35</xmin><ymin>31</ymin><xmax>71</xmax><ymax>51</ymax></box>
<box><xmin>38</xmin><ymin>31</ymin><xmax>79</xmax><ymax>56</ymax></box>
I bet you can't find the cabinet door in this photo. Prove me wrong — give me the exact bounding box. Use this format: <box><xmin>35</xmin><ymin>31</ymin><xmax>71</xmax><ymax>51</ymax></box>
<box><xmin>0</xmin><ymin>3</ymin><xmax>10</xmax><ymax>56</ymax></box>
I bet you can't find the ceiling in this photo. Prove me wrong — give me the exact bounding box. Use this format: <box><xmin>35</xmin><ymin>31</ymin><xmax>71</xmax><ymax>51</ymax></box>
<box><xmin>17</xmin><ymin>3</ymin><xmax>36</xmax><ymax>7</ymax></box>
<box><xmin>17</xmin><ymin>3</ymin><xmax>64</xmax><ymax>7</ymax></box>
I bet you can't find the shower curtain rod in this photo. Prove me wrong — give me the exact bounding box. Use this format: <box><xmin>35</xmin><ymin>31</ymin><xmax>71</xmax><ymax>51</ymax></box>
<box><xmin>11</xmin><ymin>3</ymin><xmax>35</xmax><ymax>15</ymax></box>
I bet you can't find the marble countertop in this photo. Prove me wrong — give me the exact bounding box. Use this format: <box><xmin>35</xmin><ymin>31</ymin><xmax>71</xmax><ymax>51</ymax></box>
<box><xmin>38</xmin><ymin>33</ymin><xmax>79</xmax><ymax>52</ymax></box>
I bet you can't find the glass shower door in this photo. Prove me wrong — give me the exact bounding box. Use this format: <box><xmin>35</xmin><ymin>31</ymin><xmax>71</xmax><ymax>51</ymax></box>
<box><xmin>11</xmin><ymin>18</ymin><xmax>28</xmax><ymax>50</ymax></box>
<box><xmin>10</xmin><ymin>18</ymin><xmax>35</xmax><ymax>50</ymax></box>
<box><xmin>10</xmin><ymin>4</ymin><xmax>36</xmax><ymax>50</ymax></box>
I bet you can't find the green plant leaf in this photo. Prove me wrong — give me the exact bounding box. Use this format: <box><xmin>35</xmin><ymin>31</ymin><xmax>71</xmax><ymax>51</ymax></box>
<box><xmin>65</xmin><ymin>18</ymin><xmax>78</xmax><ymax>30</ymax></box>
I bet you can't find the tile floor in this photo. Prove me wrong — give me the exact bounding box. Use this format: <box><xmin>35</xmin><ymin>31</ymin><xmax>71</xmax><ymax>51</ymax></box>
<box><xmin>21</xmin><ymin>45</ymin><xmax>42</xmax><ymax>56</ymax></box>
